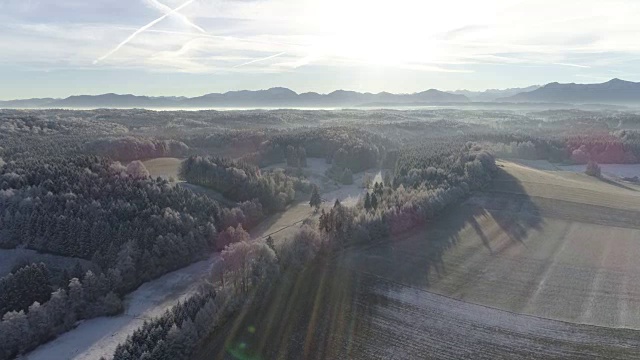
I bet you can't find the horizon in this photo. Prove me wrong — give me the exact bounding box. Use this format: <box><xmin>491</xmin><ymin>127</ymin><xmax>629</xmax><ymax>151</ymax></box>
<box><xmin>2</xmin><ymin>78</ymin><xmax>637</xmax><ymax>102</ymax></box>
<box><xmin>2</xmin><ymin>0</ymin><xmax>640</xmax><ymax>99</ymax></box>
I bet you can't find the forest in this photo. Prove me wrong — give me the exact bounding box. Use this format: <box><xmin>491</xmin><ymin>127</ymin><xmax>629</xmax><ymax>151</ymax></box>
<box><xmin>2</xmin><ymin>107</ymin><xmax>640</xmax><ymax>360</ymax></box>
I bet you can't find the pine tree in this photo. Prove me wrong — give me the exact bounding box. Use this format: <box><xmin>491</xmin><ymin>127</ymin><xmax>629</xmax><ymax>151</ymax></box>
<box><xmin>364</xmin><ymin>192</ymin><xmax>372</xmax><ymax>212</ymax></box>
<box><xmin>384</xmin><ymin>171</ymin><xmax>392</xmax><ymax>187</ymax></box>
<box><xmin>309</xmin><ymin>185</ymin><xmax>322</xmax><ymax>210</ymax></box>
<box><xmin>371</xmin><ymin>193</ymin><xmax>378</xmax><ymax>210</ymax></box>
<box><xmin>318</xmin><ymin>209</ymin><xmax>329</xmax><ymax>232</ymax></box>
<box><xmin>266</xmin><ymin>235</ymin><xmax>277</xmax><ymax>259</ymax></box>
<box><xmin>334</xmin><ymin>198</ymin><xmax>341</xmax><ymax>208</ymax></box>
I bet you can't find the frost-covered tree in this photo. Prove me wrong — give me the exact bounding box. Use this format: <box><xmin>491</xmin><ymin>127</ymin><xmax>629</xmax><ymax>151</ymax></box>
<box><xmin>309</xmin><ymin>185</ymin><xmax>322</xmax><ymax>210</ymax></box>
<box><xmin>585</xmin><ymin>160</ymin><xmax>601</xmax><ymax>177</ymax></box>
<box><xmin>126</xmin><ymin>160</ymin><xmax>150</xmax><ymax>178</ymax></box>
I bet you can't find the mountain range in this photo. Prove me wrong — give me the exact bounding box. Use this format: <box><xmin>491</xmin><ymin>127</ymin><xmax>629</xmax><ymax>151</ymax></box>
<box><xmin>2</xmin><ymin>79</ymin><xmax>640</xmax><ymax>109</ymax></box>
<box><xmin>452</xmin><ymin>85</ymin><xmax>540</xmax><ymax>102</ymax></box>
<box><xmin>499</xmin><ymin>78</ymin><xmax>640</xmax><ymax>104</ymax></box>
<box><xmin>0</xmin><ymin>88</ymin><xmax>468</xmax><ymax>109</ymax></box>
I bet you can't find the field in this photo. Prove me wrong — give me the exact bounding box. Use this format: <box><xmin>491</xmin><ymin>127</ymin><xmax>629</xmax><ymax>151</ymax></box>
<box><xmin>141</xmin><ymin>157</ymin><xmax>183</xmax><ymax>180</ymax></box>
<box><xmin>194</xmin><ymin>160</ymin><xmax>640</xmax><ymax>359</ymax></box>
<box><xmin>358</xmin><ymin>161</ymin><xmax>640</xmax><ymax>328</ymax></box>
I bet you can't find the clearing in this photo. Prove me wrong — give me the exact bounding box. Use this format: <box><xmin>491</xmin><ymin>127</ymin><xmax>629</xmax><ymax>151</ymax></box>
<box><xmin>141</xmin><ymin>157</ymin><xmax>183</xmax><ymax>180</ymax></box>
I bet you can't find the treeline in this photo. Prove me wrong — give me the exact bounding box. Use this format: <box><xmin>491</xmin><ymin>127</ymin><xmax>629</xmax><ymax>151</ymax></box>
<box><xmin>89</xmin><ymin>136</ymin><xmax>189</xmax><ymax>162</ymax></box>
<box><xmin>272</xmin><ymin>127</ymin><xmax>392</xmax><ymax>171</ymax></box>
<box><xmin>233</xmin><ymin>127</ymin><xmax>394</xmax><ymax>171</ymax></box>
<box><xmin>180</xmin><ymin>156</ymin><xmax>310</xmax><ymax>212</ymax></box>
<box><xmin>478</xmin><ymin>131</ymin><xmax>640</xmax><ymax>164</ymax></box>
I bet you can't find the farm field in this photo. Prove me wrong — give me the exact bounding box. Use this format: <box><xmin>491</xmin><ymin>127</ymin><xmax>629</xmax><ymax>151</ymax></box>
<box><xmin>355</xmin><ymin>160</ymin><xmax>640</xmax><ymax>328</ymax></box>
<box><xmin>194</xmin><ymin>160</ymin><xmax>640</xmax><ymax>359</ymax></box>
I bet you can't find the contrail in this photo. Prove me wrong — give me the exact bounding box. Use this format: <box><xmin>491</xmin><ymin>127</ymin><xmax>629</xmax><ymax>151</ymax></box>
<box><xmin>145</xmin><ymin>0</ymin><xmax>205</xmax><ymax>33</ymax></box>
<box><xmin>234</xmin><ymin>52</ymin><xmax>287</xmax><ymax>68</ymax></box>
<box><xmin>94</xmin><ymin>0</ymin><xmax>196</xmax><ymax>64</ymax></box>
<box><xmin>553</xmin><ymin>62</ymin><xmax>590</xmax><ymax>69</ymax></box>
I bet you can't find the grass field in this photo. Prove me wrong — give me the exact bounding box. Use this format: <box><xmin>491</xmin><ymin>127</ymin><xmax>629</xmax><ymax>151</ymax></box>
<box><xmin>142</xmin><ymin>157</ymin><xmax>183</xmax><ymax>180</ymax></box>
<box><xmin>194</xmin><ymin>159</ymin><xmax>640</xmax><ymax>359</ymax></box>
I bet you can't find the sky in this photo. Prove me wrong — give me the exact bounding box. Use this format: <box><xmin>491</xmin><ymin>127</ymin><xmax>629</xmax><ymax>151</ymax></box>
<box><xmin>1</xmin><ymin>0</ymin><xmax>640</xmax><ymax>99</ymax></box>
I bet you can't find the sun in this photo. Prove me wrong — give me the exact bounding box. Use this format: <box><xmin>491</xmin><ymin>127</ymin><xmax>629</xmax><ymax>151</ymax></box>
<box><xmin>299</xmin><ymin>0</ymin><xmax>501</xmax><ymax>68</ymax></box>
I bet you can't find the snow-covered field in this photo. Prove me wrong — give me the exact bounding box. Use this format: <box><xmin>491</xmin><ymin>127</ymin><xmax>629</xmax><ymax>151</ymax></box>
<box><xmin>24</xmin><ymin>255</ymin><xmax>218</xmax><ymax>360</ymax></box>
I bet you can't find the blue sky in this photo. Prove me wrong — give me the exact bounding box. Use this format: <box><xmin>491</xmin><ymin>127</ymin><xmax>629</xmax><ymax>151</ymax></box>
<box><xmin>1</xmin><ymin>0</ymin><xmax>639</xmax><ymax>99</ymax></box>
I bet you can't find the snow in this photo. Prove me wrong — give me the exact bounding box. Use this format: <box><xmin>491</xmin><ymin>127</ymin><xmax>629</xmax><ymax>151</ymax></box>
<box><xmin>24</xmin><ymin>255</ymin><xmax>218</xmax><ymax>360</ymax></box>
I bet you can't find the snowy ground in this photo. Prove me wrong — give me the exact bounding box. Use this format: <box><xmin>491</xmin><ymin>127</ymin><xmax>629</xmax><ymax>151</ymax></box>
<box><xmin>24</xmin><ymin>255</ymin><xmax>218</xmax><ymax>360</ymax></box>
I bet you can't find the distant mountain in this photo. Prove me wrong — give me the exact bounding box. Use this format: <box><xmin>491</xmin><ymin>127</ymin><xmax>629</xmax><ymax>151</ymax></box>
<box><xmin>182</xmin><ymin>87</ymin><xmax>468</xmax><ymax>107</ymax></box>
<box><xmin>0</xmin><ymin>88</ymin><xmax>469</xmax><ymax>109</ymax></box>
<box><xmin>0</xmin><ymin>98</ymin><xmax>58</xmax><ymax>108</ymax></box>
<box><xmin>452</xmin><ymin>86</ymin><xmax>540</xmax><ymax>102</ymax></box>
<box><xmin>51</xmin><ymin>94</ymin><xmax>184</xmax><ymax>108</ymax></box>
<box><xmin>500</xmin><ymin>79</ymin><xmax>640</xmax><ymax>104</ymax></box>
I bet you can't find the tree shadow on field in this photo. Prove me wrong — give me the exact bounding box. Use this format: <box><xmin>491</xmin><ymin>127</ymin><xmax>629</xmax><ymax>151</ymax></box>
<box><xmin>349</xmin><ymin>166</ymin><xmax>544</xmax><ymax>289</ymax></box>
<box><xmin>599</xmin><ymin>176</ymin><xmax>639</xmax><ymax>192</ymax></box>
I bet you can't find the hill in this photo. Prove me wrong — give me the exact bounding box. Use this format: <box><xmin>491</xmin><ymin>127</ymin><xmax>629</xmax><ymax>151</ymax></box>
<box><xmin>501</xmin><ymin>78</ymin><xmax>640</xmax><ymax>104</ymax></box>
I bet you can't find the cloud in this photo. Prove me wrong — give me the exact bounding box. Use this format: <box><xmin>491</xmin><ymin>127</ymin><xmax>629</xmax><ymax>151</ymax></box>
<box><xmin>2</xmin><ymin>0</ymin><xmax>640</xmax><ymax>81</ymax></box>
